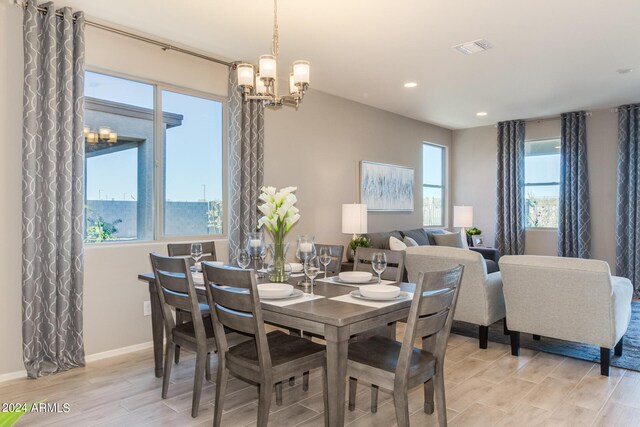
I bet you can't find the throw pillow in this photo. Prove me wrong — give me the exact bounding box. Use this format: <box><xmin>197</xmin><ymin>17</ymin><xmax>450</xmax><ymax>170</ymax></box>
<box><xmin>433</xmin><ymin>232</ymin><xmax>464</xmax><ymax>248</ymax></box>
<box><xmin>403</xmin><ymin>236</ymin><xmax>419</xmax><ymax>247</ymax></box>
<box><xmin>389</xmin><ymin>236</ymin><xmax>407</xmax><ymax>251</ymax></box>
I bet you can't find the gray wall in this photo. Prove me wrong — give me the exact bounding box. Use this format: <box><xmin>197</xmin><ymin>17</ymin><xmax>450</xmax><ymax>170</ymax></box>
<box><xmin>264</xmin><ymin>89</ymin><xmax>453</xmax><ymax>252</ymax></box>
<box><xmin>451</xmin><ymin>110</ymin><xmax>619</xmax><ymax>270</ymax></box>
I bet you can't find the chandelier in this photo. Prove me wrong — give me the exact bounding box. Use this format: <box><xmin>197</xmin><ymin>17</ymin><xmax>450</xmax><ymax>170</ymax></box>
<box><xmin>236</xmin><ymin>0</ymin><xmax>310</xmax><ymax>108</ymax></box>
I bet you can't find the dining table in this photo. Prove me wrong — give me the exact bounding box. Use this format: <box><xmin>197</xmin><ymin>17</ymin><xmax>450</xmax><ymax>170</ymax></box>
<box><xmin>137</xmin><ymin>270</ymin><xmax>416</xmax><ymax>427</ymax></box>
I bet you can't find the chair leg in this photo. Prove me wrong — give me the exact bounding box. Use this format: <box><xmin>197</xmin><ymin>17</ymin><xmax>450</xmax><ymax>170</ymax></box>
<box><xmin>191</xmin><ymin>349</ymin><xmax>207</xmax><ymax>417</ymax></box>
<box><xmin>601</xmin><ymin>347</ymin><xmax>611</xmax><ymax>376</ymax></box>
<box><xmin>174</xmin><ymin>310</ymin><xmax>183</xmax><ymax>364</ymax></box>
<box><xmin>348</xmin><ymin>377</ymin><xmax>357</xmax><ymax>411</ymax></box>
<box><xmin>479</xmin><ymin>325</ymin><xmax>488</xmax><ymax>349</ymax></box>
<box><xmin>615</xmin><ymin>337</ymin><xmax>624</xmax><ymax>357</ymax></box>
<box><xmin>303</xmin><ymin>371</ymin><xmax>309</xmax><ymax>391</ymax></box>
<box><xmin>257</xmin><ymin>382</ymin><xmax>273</xmax><ymax>427</ymax></box>
<box><xmin>161</xmin><ymin>342</ymin><xmax>175</xmax><ymax>399</ymax></box>
<box><xmin>533</xmin><ymin>334</ymin><xmax>541</xmax><ymax>341</ymax></box>
<box><xmin>205</xmin><ymin>352</ymin><xmax>212</xmax><ymax>382</ymax></box>
<box><xmin>213</xmin><ymin>364</ymin><xmax>228</xmax><ymax>427</ymax></box>
<box><xmin>424</xmin><ymin>379</ymin><xmax>434</xmax><ymax>414</ymax></box>
<box><xmin>503</xmin><ymin>318</ymin><xmax>510</xmax><ymax>335</ymax></box>
<box><xmin>393</xmin><ymin>387</ymin><xmax>410</xmax><ymax>427</ymax></box>
<box><xmin>434</xmin><ymin>367</ymin><xmax>447</xmax><ymax>427</ymax></box>
<box><xmin>510</xmin><ymin>331</ymin><xmax>520</xmax><ymax>356</ymax></box>
<box><xmin>371</xmin><ymin>384</ymin><xmax>379</xmax><ymax>413</ymax></box>
<box><xmin>275</xmin><ymin>382</ymin><xmax>283</xmax><ymax>405</ymax></box>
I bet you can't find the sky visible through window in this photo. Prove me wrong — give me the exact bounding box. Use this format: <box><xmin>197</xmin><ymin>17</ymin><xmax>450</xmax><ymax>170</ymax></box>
<box><xmin>84</xmin><ymin>72</ymin><xmax>223</xmax><ymax>202</ymax></box>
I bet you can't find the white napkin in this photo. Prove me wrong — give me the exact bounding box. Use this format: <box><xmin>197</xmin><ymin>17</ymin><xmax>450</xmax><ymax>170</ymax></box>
<box><xmin>262</xmin><ymin>294</ymin><xmax>324</xmax><ymax>307</ymax></box>
<box><xmin>329</xmin><ymin>292</ymin><xmax>412</xmax><ymax>308</ymax></box>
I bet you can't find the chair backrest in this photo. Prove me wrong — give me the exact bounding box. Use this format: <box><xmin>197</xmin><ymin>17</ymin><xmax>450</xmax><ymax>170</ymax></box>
<box><xmin>499</xmin><ymin>255</ymin><xmax>615</xmax><ymax>344</ymax></box>
<box><xmin>315</xmin><ymin>244</ymin><xmax>344</xmax><ymax>274</ymax></box>
<box><xmin>202</xmin><ymin>262</ymin><xmax>272</xmax><ymax>373</ymax></box>
<box><xmin>354</xmin><ymin>247</ymin><xmax>405</xmax><ymax>282</ymax></box>
<box><xmin>396</xmin><ymin>265</ymin><xmax>464</xmax><ymax>383</ymax></box>
<box><xmin>149</xmin><ymin>253</ymin><xmax>206</xmax><ymax>341</ymax></box>
<box><xmin>167</xmin><ymin>241</ymin><xmax>217</xmax><ymax>262</ymax></box>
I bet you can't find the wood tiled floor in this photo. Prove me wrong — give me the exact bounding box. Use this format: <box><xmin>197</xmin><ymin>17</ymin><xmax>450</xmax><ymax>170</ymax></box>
<box><xmin>3</xmin><ymin>329</ymin><xmax>640</xmax><ymax>426</ymax></box>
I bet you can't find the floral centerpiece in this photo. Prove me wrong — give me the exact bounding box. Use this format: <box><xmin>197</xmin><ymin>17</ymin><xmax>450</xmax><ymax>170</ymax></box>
<box><xmin>257</xmin><ymin>186</ymin><xmax>300</xmax><ymax>282</ymax></box>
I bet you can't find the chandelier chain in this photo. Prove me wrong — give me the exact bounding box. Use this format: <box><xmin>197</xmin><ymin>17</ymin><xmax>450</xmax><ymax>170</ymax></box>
<box><xmin>272</xmin><ymin>0</ymin><xmax>279</xmax><ymax>58</ymax></box>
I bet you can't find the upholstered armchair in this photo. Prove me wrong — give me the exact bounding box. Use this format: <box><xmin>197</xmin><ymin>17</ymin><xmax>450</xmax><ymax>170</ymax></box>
<box><xmin>405</xmin><ymin>246</ymin><xmax>505</xmax><ymax>349</ymax></box>
<box><xmin>499</xmin><ymin>255</ymin><xmax>633</xmax><ymax>376</ymax></box>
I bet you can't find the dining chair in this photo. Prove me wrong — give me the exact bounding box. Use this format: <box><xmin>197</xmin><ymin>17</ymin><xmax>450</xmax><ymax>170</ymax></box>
<box><xmin>167</xmin><ymin>241</ymin><xmax>217</xmax><ymax>261</ymax></box>
<box><xmin>167</xmin><ymin>241</ymin><xmax>217</xmax><ymax>364</ymax></box>
<box><xmin>347</xmin><ymin>265</ymin><xmax>464</xmax><ymax>427</ymax></box>
<box><xmin>314</xmin><ymin>243</ymin><xmax>345</xmax><ymax>275</ymax></box>
<box><xmin>203</xmin><ymin>263</ymin><xmax>328</xmax><ymax>427</ymax></box>
<box><xmin>149</xmin><ymin>253</ymin><xmax>247</xmax><ymax>418</ymax></box>
<box><xmin>354</xmin><ymin>247</ymin><xmax>405</xmax><ymax>282</ymax></box>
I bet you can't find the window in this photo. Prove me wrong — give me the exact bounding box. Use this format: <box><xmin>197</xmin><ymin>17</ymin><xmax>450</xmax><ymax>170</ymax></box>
<box><xmin>524</xmin><ymin>139</ymin><xmax>561</xmax><ymax>228</ymax></box>
<box><xmin>83</xmin><ymin>71</ymin><xmax>224</xmax><ymax>243</ymax></box>
<box><xmin>423</xmin><ymin>143</ymin><xmax>446</xmax><ymax>226</ymax></box>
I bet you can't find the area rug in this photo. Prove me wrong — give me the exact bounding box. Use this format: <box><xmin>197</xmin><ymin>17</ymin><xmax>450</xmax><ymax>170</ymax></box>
<box><xmin>451</xmin><ymin>302</ymin><xmax>640</xmax><ymax>372</ymax></box>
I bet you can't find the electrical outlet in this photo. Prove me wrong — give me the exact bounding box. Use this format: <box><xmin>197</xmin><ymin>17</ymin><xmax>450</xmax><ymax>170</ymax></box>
<box><xmin>143</xmin><ymin>301</ymin><xmax>151</xmax><ymax>316</ymax></box>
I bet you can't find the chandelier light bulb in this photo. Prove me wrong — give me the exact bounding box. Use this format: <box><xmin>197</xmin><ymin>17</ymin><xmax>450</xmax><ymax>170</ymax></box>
<box><xmin>99</xmin><ymin>126</ymin><xmax>111</xmax><ymax>140</ymax></box>
<box><xmin>292</xmin><ymin>60</ymin><xmax>310</xmax><ymax>85</ymax></box>
<box><xmin>255</xmin><ymin>73</ymin><xmax>267</xmax><ymax>95</ymax></box>
<box><xmin>259</xmin><ymin>55</ymin><xmax>277</xmax><ymax>80</ymax></box>
<box><xmin>86</xmin><ymin>132</ymin><xmax>98</xmax><ymax>144</ymax></box>
<box><xmin>289</xmin><ymin>73</ymin><xmax>299</xmax><ymax>94</ymax></box>
<box><xmin>108</xmin><ymin>132</ymin><xmax>118</xmax><ymax>143</ymax></box>
<box><xmin>237</xmin><ymin>63</ymin><xmax>255</xmax><ymax>87</ymax></box>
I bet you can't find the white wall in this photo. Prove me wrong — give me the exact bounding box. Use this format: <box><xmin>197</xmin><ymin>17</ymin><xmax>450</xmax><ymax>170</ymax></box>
<box><xmin>0</xmin><ymin>5</ymin><xmax>451</xmax><ymax>376</ymax></box>
<box><xmin>451</xmin><ymin>110</ymin><xmax>619</xmax><ymax>269</ymax></box>
<box><xmin>264</xmin><ymin>90</ymin><xmax>452</xmax><ymax>252</ymax></box>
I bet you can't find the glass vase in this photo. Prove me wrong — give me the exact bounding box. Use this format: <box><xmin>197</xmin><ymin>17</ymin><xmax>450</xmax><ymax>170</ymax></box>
<box><xmin>269</xmin><ymin>241</ymin><xmax>290</xmax><ymax>283</ymax></box>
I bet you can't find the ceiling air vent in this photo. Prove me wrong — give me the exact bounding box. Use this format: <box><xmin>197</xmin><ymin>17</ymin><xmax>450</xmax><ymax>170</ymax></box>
<box><xmin>452</xmin><ymin>39</ymin><xmax>493</xmax><ymax>55</ymax></box>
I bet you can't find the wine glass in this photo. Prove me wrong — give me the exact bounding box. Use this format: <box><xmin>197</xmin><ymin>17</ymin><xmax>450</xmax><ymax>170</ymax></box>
<box><xmin>259</xmin><ymin>245</ymin><xmax>268</xmax><ymax>272</ymax></box>
<box><xmin>304</xmin><ymin>256</ymin><xmax>321</xmax><ymax>297</ymax></box>
<box><xmin>236</xmin><ymin>248</ymin><xmax>251</xmax><ymax>269</ymax></box>
<box><xmin>191</xmin><ymin>243</ymin><xmax>203</xmax><ymax>270</ymax></box>
<box><xmin>319</xmin><ymin>247</ymin><xmax>331</xmax><ymax>278</ymax></box>
<box><xmin>371</xmin><ymin>252</ymin><xmax>387</xmax><ymax>283</ymax></box>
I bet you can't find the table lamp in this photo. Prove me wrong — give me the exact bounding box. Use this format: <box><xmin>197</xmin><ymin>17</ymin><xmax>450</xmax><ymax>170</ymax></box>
<box><xmin>342</xmin><ymin>204</ymin><xmax>367</xmax><ymax>239</ymax></box>
<box><xmin>453</xmin><ymin>205</ymin><xmax>473</xmax><ymax>245</ymax></box>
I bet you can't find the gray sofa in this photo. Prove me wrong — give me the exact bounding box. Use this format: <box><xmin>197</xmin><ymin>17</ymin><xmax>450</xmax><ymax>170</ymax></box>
<box><xmin>362</xmin><ymin>228</ymin><xmax>501</xmax><ymax>274</ymax></box>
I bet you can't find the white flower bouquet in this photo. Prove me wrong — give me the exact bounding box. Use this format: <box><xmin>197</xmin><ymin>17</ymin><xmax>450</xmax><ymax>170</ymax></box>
<box><xmin>257</xmin><ymin>186</ymin><xmax>300</xmax><ymax>282</ymax></box>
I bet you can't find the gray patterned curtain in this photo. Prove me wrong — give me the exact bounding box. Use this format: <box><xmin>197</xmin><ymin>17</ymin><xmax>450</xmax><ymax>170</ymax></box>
<box><xmin>495</xmin><ymin>120</ymin><xmax>526</xmax><ymax>255</ymax></box>
<box><xmin>22</xmin><ymin>1</ymin><xmax>85</xmax><ymax>378</ymax></box>
<box><xmin>616</xmin><ymin>104</ymin><xmax>640</xmax><ymax>294</ymax></box>
<box><xmin>558</xmin><ymin>112</ymin><xmax>591</xmax><ymax>258</ymax></box>
<box><xmin>228</xmin><ymin>66</ymin><xmax>265</xmax><ymax>260</ymax></box>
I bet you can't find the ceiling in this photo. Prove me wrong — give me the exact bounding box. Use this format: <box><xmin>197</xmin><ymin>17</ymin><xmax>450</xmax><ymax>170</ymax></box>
<box><xmin>48</xmin><ymin>0</ymin><xmax>640</xmax><ymax>129</ymax></box>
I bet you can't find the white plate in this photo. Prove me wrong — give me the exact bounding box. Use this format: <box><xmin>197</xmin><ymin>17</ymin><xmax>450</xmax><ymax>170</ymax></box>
<box><xmin>331</xmin><ymin>277</ymin><xmax>379</xmax><ymax>285</ymax></box>
<box><xmin>290</xmin><ymin>262</ymin><xmax>303</xmax><ymax>273</ymax></box>
<box><xmin>350</xmin><ymin>289</ymin><xmax>410</xmax><ymax>302</ymax></box>
<box><xmin>257</xmin><ymin>283</ymin><xmax>294</xmax><ymax>298</ymax></box>
<box><xmin>260</xmin><ymin>289</ymin><xmax>305</xmax><ymax>300</ymax></box>
<box><xmin>338</xmin><ymin>271</ymin><xmax>373</xmax><ymax>283</ymax></box>
<box><xmin>359</xmin><ymin>284</ymin><xmax>401</xmax><ymax>299</ymax></box>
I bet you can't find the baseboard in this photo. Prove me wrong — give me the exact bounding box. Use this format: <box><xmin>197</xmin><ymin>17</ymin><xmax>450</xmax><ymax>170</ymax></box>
<box><xmin>0</xmin><ymin>341</ymin><xmax>154</xmax><ymax>383</ymax></box>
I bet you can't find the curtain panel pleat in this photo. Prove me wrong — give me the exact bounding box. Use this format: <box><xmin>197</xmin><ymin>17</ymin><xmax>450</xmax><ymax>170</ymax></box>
<box><xmin>228</xmin><ymin>66</ymin><xmax>265</xmax><ymax>259</ymax></box>
<box><xmin>616</xmin><ymin>104</ymin><xmax>640</xmax><ymax>294</ymax></box>
<box><xmin>22</xmin><ymin>1</ymin><xmax>86</xmax><ymax>378</ymax></box>
<box><xmin>558</xmin><ymin>112</ymin><xmax>591</xmax><ymax>258</ymax></box>
<box><xmin>495</xmin><ymin>120</ymin><xmax>526</xmax><ymax>255</ymax></box>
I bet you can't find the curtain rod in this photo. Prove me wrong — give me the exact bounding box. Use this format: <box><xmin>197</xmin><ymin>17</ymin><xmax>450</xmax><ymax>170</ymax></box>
<box><xmin>15</xmin><ymin>0</ymin><xmax>235</xmax><ymax>68</ymax></box>
<box><xmin>493</xmin><ymin>112</ymin><xmax>592</xmax><ymax>128</ymax></box>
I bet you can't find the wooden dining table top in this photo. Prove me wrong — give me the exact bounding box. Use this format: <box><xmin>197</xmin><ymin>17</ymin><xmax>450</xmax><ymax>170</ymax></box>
<box><xmin>137</xmin><ymin>271</ymin><xmax>416</xmax><ymax>327</ymax></box>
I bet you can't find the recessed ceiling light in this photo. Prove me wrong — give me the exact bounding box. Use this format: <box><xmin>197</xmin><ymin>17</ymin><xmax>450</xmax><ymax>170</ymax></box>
<box><xmin>476</xmin><ymin>112</ymin><xmax>488</xmax><ymax>117</ymax></box>
<box><xmin>404</xmin><ymin>82</ymin><xmax>418</xmax><ymax>88</ymax></box>
<box><xmin>617</xmin><ymin>68</ymin><xmax>633</xmax><ymax>74</ymax></box>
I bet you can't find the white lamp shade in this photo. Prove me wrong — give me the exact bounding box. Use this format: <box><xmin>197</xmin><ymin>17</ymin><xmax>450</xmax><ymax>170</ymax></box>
<box><xmin>453</xmin><ymin>206</ymin><xmax>473</xmax><ymax>228</ymax></box>
<box><xmin>259</xmin><ymin>55</ymin><xmax>277</xmax><ymax>79</ymax></box>
<box><xmin>292</xmin><ymin>60</ymin><xmax>310</xmax><ymax>85</ymax></box>
<box><xmin>237</xmin><ymin>63</ymin><xmax>255</xmax><ymax>87</ymax></box>
<box><xmin>255</xmin><ymin>73</ymin><xmax>267</xmax><ymax>95</ymax></box>
<box><xmin>342</xmin><ymin>204</ymin><xmax>368</xmax><ymax>234</ymax></box>
<box><xmin>289</xmin><ymin>73</ymin><xmax>299</xmax><ymax>94</ymax></box>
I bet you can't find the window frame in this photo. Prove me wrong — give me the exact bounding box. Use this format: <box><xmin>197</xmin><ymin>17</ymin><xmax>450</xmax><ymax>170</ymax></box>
<box><xmin>523</xmin><ymin>137</ymin><xmax>561</xmax><ymax>231</ymax></box>
<box><xmin>422</xmin><ymin>142</ymin><xmax>446</xmax><ymax>228</ymax></box>
<box><xmin>84</xmin><ymin>66</ymin><xmax>228</xmax><ymax>245</ymax></box>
